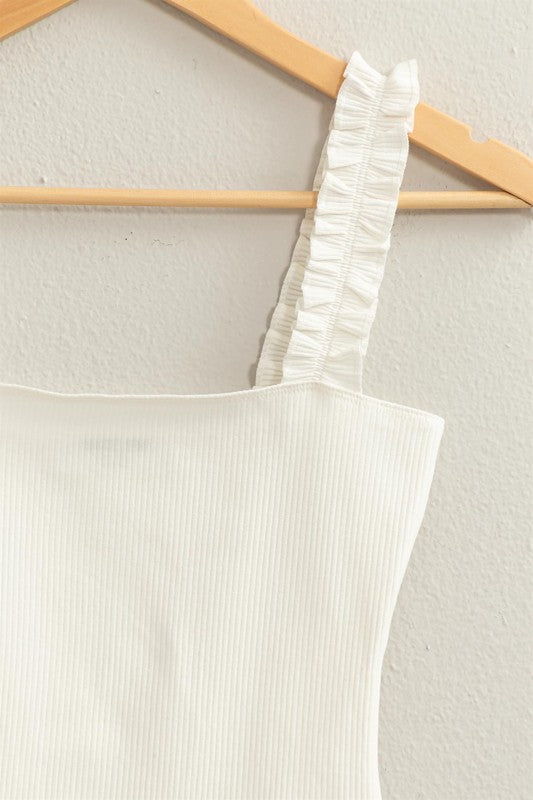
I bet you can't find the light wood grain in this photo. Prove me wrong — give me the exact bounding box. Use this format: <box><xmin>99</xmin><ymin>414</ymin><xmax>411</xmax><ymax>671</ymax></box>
<box><xmin>2</xmin><ymin>0</ymin><xmax>532</xmax><ymax>207</ymax></box>
<box><xmin>165</xmin><ymin>0</ymin><xmax>533</xmax><ymax>205</ymax></box>
<box><xmin>0</xmin><ymin>0</ymin><xmax>74</xmax><ymax>40</ymax></box>
<box><xmin>0</xmin><ymin>187</ymin><xmax>528</xmax><ymax>209</ymax></box>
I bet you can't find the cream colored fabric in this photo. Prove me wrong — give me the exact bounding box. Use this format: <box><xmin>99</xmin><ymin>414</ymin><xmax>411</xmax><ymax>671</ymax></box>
<box><xmin>0</xmin><ymin>52</ymin><xmax>445</xmax><ymax>800</ymax></box>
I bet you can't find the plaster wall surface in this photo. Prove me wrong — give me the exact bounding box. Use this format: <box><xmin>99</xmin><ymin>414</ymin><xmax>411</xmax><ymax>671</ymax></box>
<box><xmin>1</xmin><ymin>2</ymin><xmax>531</xmax><ymax>798</ymax></box>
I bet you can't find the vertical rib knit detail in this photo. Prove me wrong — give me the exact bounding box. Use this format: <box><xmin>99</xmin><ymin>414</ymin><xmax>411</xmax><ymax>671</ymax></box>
<box><xmin>0</xmin><ymin>381</ymin><xmax>444</xmax><ymax>799</ymax></box>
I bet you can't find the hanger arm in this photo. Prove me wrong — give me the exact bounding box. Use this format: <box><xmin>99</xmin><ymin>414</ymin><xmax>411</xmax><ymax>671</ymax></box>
<box><xmin>164</xmin><ymin>0</ymin><xmax>346</xmax><ymax>96</ymax></box>
<box><xmin>2</xmin><ymin>0</ymin><xmax>532</xmax><ymax>208</ymax></box>
<box><xmin>0</xmin><ymin>0</ymin><xmax>74</xmax><ymax>40</ymax></box>
<box><xmin>165</xmin><ymin>0</ymin><xmax>533</xmax><ymax>205</ymax></box>
<box><xmin>411</xmin><ymin>103</ymin><xmax>533</xmax><ymax>206</ymax></box>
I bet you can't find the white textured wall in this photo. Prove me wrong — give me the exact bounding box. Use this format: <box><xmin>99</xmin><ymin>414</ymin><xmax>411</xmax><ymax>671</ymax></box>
<box><xmin>0</xmin><ymin>1</ymin><xmax>531</xmax><ymax>798</ymax></box>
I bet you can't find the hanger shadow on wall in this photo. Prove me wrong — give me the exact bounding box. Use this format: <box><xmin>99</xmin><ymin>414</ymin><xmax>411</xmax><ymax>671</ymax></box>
<box><xmin>1</xmin><ymin>0</ymin><xmax>532</xmax><ymax>211</ymax></box>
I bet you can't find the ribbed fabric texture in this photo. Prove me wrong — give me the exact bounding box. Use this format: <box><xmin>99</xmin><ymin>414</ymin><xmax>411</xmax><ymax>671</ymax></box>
<box><xmin>0</xmin><ymin>50</ymin><xmax>446</xmax><ymax>800</ymax></box>
<box><xmin>0</xmin><ymin>381</ymin><xmax>444</xmax><ymax>799</ymax></box>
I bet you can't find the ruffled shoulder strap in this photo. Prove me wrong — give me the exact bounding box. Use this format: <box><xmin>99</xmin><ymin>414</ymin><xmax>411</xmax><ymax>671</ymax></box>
<box><xmin>254</xmin><ymin>51</ymin><xmax>419</xmax><ymax>393</ymax></box>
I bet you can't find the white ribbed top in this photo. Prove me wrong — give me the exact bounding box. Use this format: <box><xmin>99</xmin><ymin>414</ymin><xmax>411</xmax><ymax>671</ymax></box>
<box><xmin>0</xmin><ymin>52</ymin><xmax>445</xmax><ymax>800</ymax></box>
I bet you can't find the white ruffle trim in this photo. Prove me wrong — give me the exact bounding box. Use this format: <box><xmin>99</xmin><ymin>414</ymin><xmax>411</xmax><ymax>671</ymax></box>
<box><xmin>255</xmin><ymin>51</ymin><xmax>419</xmax><ymax>392</ymax></box>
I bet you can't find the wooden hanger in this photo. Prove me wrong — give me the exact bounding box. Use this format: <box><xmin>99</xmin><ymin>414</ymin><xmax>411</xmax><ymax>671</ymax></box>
<box><xmin>1</xmin><ymin>0</ymin><xmax>531</xmax><ymax>210</ymax></box>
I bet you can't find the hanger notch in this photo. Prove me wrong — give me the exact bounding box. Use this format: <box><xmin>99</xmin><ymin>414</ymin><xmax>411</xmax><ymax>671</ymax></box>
<box><xmin>1</xmin><ymin>0</ymin><xmax>532</xmax><ymax>209</ymax></box>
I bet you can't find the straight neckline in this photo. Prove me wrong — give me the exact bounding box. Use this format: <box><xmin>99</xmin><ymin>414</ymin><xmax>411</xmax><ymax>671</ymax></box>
<box><xmin>0</xmin><ymin>379</ymin><xmax>445</xmax><ymax>426</ymax></box>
